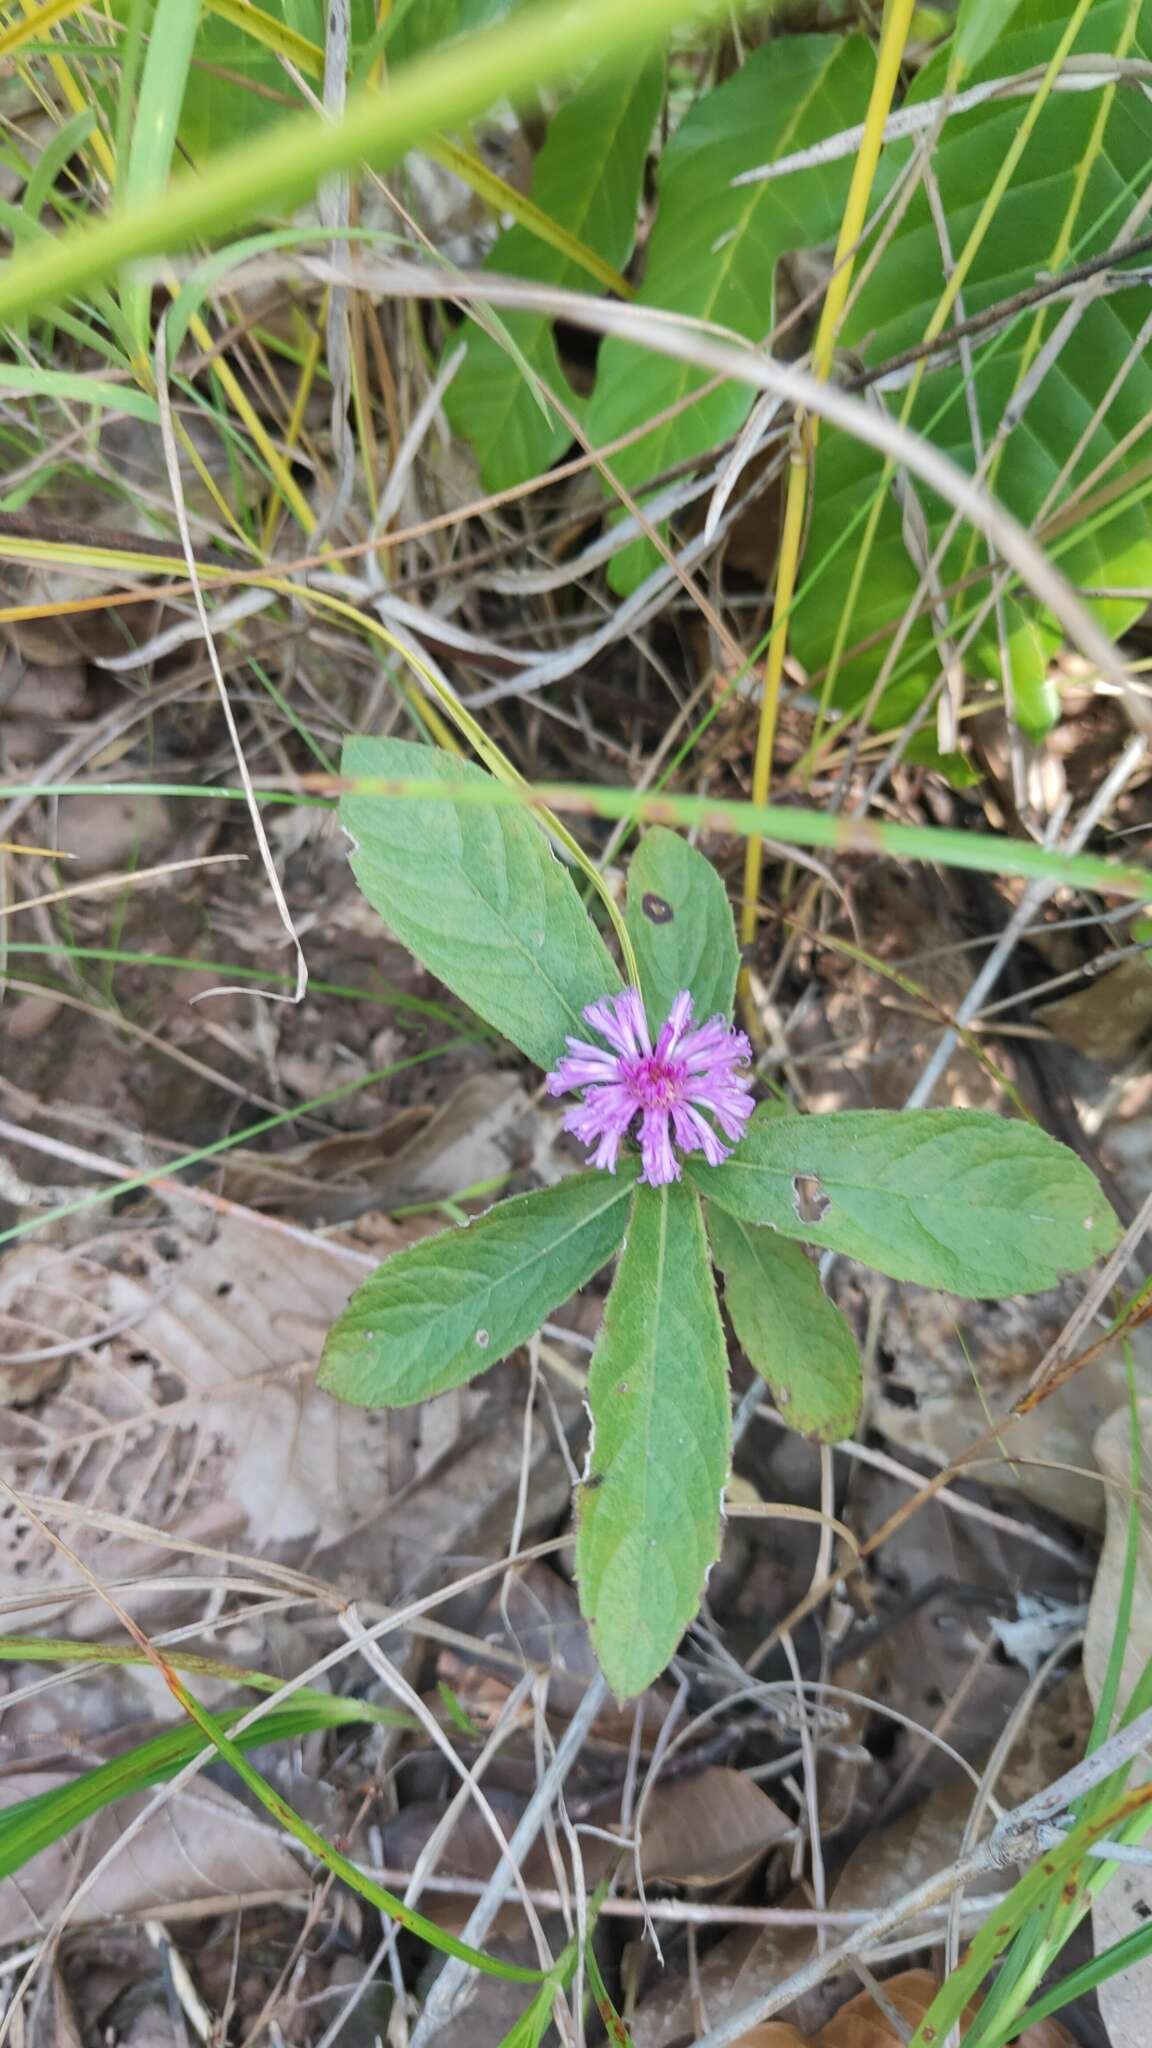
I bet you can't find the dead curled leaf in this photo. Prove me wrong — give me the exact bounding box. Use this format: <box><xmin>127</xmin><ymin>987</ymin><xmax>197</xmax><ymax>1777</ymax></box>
<box><xmin>636</xmin><ymin>1767</ymin><xmax>793</xmax><ymax>1888</ymax></box>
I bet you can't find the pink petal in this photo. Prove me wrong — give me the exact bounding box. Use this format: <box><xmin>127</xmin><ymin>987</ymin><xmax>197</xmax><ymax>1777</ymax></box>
<box><xmin>563</xmin><ymin>1083</ymin><xmax>637</xmax><ymax>1145</ymax></box>
<box><xmin>671</xmin><ymin>1100</ymin><xmax>729</xmax><ymax>1166</ymax></box>
<box><xmin>589</xmin><ymin>1126</ymin><xmax>623</xmax><ymax>1172</ymax></box>
<box><xmin>584</xmin><ymin>988</ymin><xmax>650</xmax><ymax>1059</ymax></box>
<box><xmin>546</xmin><ymin>1040</ymin><xmax>620</xmax><ymax>1094</ymax></box>
<box><xmin>688</xmin><ymin>1078</ymin><xmax>754</xmax><ymax>1143</ymax></box>
<box><xmin>679</xmin><ymin>1016</ymin><xmax>750</xmax><ymax>1071</ymax></box>
<box><xmin>653</xmin><ymin>989</ymin><xmax>694</xmax><ymax>1062</ymax></box>
<box><xmin>639</xmin><ymin>1107</ymin><xmax>679</xmax><ymax>1185</ymax></box>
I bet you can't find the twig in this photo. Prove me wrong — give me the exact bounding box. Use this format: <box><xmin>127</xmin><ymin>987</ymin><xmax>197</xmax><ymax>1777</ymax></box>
<box><xmin>408</xmin><ymin>1675</ymin><xmax>607</xmax><ymax>2046</ymax></box>
<box><xmin>692</xmin><ymin>1701</ymin><xmax>1152</xmax><ymax>2047</ymax></box>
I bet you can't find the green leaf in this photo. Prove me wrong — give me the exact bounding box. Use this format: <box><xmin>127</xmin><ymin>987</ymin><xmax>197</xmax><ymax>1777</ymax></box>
<box><xmin>444</xmin><ymin>48</ymin><xmax>663</xmax><ymax>491</ymax></box>
<box><xmin>691</xmin><ymin>1108</ymin><xmax>1119</xmax><ymax>1297</ymax></box>
<box><xmin>379</xmin><ymin>0</ymin><xmax>515</xmax><ymax>68</ymax></box>
<box><xmin>319</xmin><ymin>1168</ymin><xmax>636</xmax><ymax>1407</ymax></box>
<box><xmin>340</xmin><ymin>736</ymin><xmax>619</xmax><ymax>1069</ymax></box>
<box><xmin>576</xmin><ymin>1180</ymin><xmax>730</xmax><ymax>1698</ymax></box>
<box><xmin>585</xmin><ymin>33</ymin><xmax>878</xmax><ymax>593</ymax></box>
<box><xmin>707</xmin><ymin>1207</ymin><xmax>862</xmax><ymax>1441</ymax></box>
<box><xmin>625</xmin><ymin>825</ymin><xmax>739</xmax><ymax>1030</ymax></box>
<box><xmin>791</xmin><ymin>0</ymin><xmax>1152</xmax><ymax>733</ymax></box>
<box><xmin>954</xmin><ymin>0</ymin><xmax>1025</xmax><ymax>72</ymax></box>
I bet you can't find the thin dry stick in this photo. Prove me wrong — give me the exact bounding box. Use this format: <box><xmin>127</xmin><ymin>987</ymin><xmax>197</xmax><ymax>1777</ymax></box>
<box><xmin>752</xmin><ymin>1191</ymin><xmax>1152</xmax><ymax>1678</ymax></box>
<box><xmin>153</xmin><ymin>324</ymin><xmax>307</xmax><ymax>1005</ymax></box>
<box><xmin>0</xmin><ymin>852</ymin><xmax>244</xmax><ymax>921</ymax></box>
<box><xmin>359</xmin><ymin>1867</ymin><xmax>1002</xmax><ymax>1931</ymax></box>
<box><xmin>694</xmin><ymin>1713</ymin><xmax>1152</xmax><ymax>2048</ymax></box>
<box><xmin>280</xmin><ymin>253</ymin><xmax>1137</xmax><ymax>699</ymax></box>
<box><xmin>408</xmin><ymin>1675</ymin><xmax>608</xmax><ymax>2046</ymax></box>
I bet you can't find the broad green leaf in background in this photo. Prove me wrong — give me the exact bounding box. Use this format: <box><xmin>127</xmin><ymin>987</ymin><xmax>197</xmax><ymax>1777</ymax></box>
<box><xmin>379</xmin><ymin>0</ymin><xmax>516</xmax><ymax>69</ymax></box>
<box><xmin>586</xmin><ymin>33</ymin><xmax>879</xmax><ymax>592</ymax></box>
<box><xmin>340</xmin><ymin>737</ymin><xmax>620</xmax><ymax>1069</ymax></box>
<box><xmin>954</xmin><ymin>0</ymin><xmax>1026</xmax><ymax>71</ymax></box>
<box><xmin>790</xmin><ymin>0</ymin><xmax>1152</xmax><ymax>732</ymax></box>
<box><xmin>707</xmin><ymin>1207</ymin><xmax>862</xmax><ymax>1441</ymax></box>
<box><xmin>319</xmin><ymin>1167</ymin><xmax>635</xmax><ymax>1406</ymax></box>
<box><xmin>444</xmin><ymin>48</ymin><xmax>663</xmax><ymax>491</ymax></box>
<box><xmin>175</xmin><ymin>0</ymin><xmax>376</xmax><ymax>155</ymax></box>
<box><xmin>576</xmin><ymin>1179</ymin><xmax>730</xmax><ymax>1698</ymax></box>
<box><xmin>625</xmin><ymin>824</ymin><xmax>740</xmax><ymax>1031</ymax></box>
<box><xmin>691</xmin><ymin>1107</ymin><xmax>1119</xmax><ymax>1297</ymax></box>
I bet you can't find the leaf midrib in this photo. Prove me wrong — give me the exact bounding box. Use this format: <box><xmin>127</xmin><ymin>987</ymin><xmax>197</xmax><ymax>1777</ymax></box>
<box><xmin>394</xmin><ymin>1172</ymin><xmax>635</xmax><ymax>1355</ymax></box>
<box><xmin>361</xmin><ymin>809</ymin><xmax>615</xmax><ymax>1050</ymax></box>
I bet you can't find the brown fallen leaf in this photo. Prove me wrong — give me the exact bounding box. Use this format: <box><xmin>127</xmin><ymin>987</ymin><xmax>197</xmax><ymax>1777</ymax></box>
<box><xmin>815</xmin><ymin>1969</ymin><xmax>1074</xmax><ymax>2048</ymax></box>
<box><xmin>871</xmin><ymin>1284</ymin><xmax>1149</xmax><ymax>1529</ymax></box>
<box><xmin>816</xmin><ymin>1971</ymin><xmax>980</xmax><ymax>2048</ymax></box>
<box><xmin>713</xmin><ymin>1970</ymin><xmax>1078</xmax><ymax>2048</ymax></box>
<box><xmin>217</xmin><ymin>1071</ymin><xmax>531</xmax><ymax>1219</ymax></box>
<box><xmin>437</xmin><ymin>1559</ymin><xmax>676</xmax><ymax>1752</ymax></box>
<box><xmin>1036</xmin><ymin>954</ymin><xmax>1152</xmax><ymax>1062</ymax></box>
<box><xmin>381</xmin><ymin>1763</ymin><xmax>791</xmax><ymax>1941</ymax></box>
<box><xmin>0</xmin><ymin>1209</ymin><xmax>519</xmax><ymax>1638</ymax></box>
<box><xmin>637</xmin><ymin>1766</ymin><xmax>793</xmax><ymax>1887</ymax></box>
<box><xmin>827</xmin><ymin>1783</ymin><xmax>1001</xmax><ymax>1938</ymax></box>
<box><xmin>0</xmin><ymin>1772</ymin><xmax>307</xmax><ymax>1939</ymax></box>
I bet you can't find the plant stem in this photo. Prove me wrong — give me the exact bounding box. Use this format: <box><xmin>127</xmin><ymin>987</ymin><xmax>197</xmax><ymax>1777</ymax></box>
<box><xmin>739</xmin><ymin>0</ymin><xmax>920</xmax><ymax>996</ymax></box>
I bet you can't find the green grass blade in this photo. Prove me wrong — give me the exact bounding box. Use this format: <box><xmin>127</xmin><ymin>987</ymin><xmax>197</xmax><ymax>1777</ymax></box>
<box><xmin>1003</xmin><ymin>1919</ymin><xmax>1152</xmax><ymax>2038</ymax></box>
<box><xmin>163</xmin><ymin>1676</ymin><xmax>546</xmax><ymax>1980</ymax></box>
<box><xmin>0</xmin><ymin>364</ymin><xmax>159</xmax><ymax>417</ymax></box>
<box><xmin>119</xmin><ymin>0</ymin><xmax>202</xmax><ymax>347</ymax></box>
<box><xmin>0</xmin><ymin>777</ymin><xmax>1147</xmax><ymax>903</ymax></box>
<box><xmin>0</xmin><ymin>0</ymin><xmax>730</xmax><ymax>327</ymax></box>
<box><xmin>0</xmin><ymin>1698</ymin><xmax>389</xmax><ymax>1875</ymax></box>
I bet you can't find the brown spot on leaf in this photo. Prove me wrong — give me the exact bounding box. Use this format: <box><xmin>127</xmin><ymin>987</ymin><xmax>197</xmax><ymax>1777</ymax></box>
<box><xmin>641</xmin><ymin>891</ymin><xmax>674</xmax><ymax>925</ymax></box>
<box><xmin>793</xmin><ymin>1172</ymin><xmax>830</xmax><ymax>1225</ymax></box>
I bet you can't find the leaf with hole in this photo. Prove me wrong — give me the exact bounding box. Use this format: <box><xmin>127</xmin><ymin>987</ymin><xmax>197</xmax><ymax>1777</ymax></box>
<box><xmin>625</xmin><ymin>825</ymin><xmax>740</xmax><ymax>1031</ymax></box>
<box><xmin>444</xmin><ymin>47</ymin><xmax>663</xmax><ymax>490</ymax></box>
<box><xmin>790</xmin><ymin>0</ymin><xmax>1152</xmax><ymax>734</ymax></box>
<box><xmin>319</xmin><ymin>1168</ymin><xmax>635</xmax><ymax>1407</ymax></box>
<box><xmin>585</xmin><ymin>32</ymin><xmax>879</xmax><ymax>592</ymax></box>
<box><xmin>691</xmin><ymin>1108</ymin><xmax>1119</xmax><ymax>1297</ymax></box>
<box><xmin>707</xmin><ymin>1208</ymin><xmax>862</xmax><ymax>1441</ymax></box>
<box><xmin>340</xmin><ymin>737</ymin><xmax>619</xmax><ymax>1069</ymax></box>
<box><xmin>576</xmin><ymin>1179</ymin><xmax>730</xmax><ymax>1699</ymax></box>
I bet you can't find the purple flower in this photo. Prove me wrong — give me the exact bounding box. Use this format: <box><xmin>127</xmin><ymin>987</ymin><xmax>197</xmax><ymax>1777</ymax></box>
<box><xmin>546</xmin><ymin>988</ymin><xmax>755</xmax><ymax>1187</ymax></box>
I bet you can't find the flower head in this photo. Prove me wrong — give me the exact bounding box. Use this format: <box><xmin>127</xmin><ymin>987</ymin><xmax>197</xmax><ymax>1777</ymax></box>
<box><xmin>546</xmin><ymin>987</ymin><xmax>754</xmax><ymax>1186</ymax></box>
